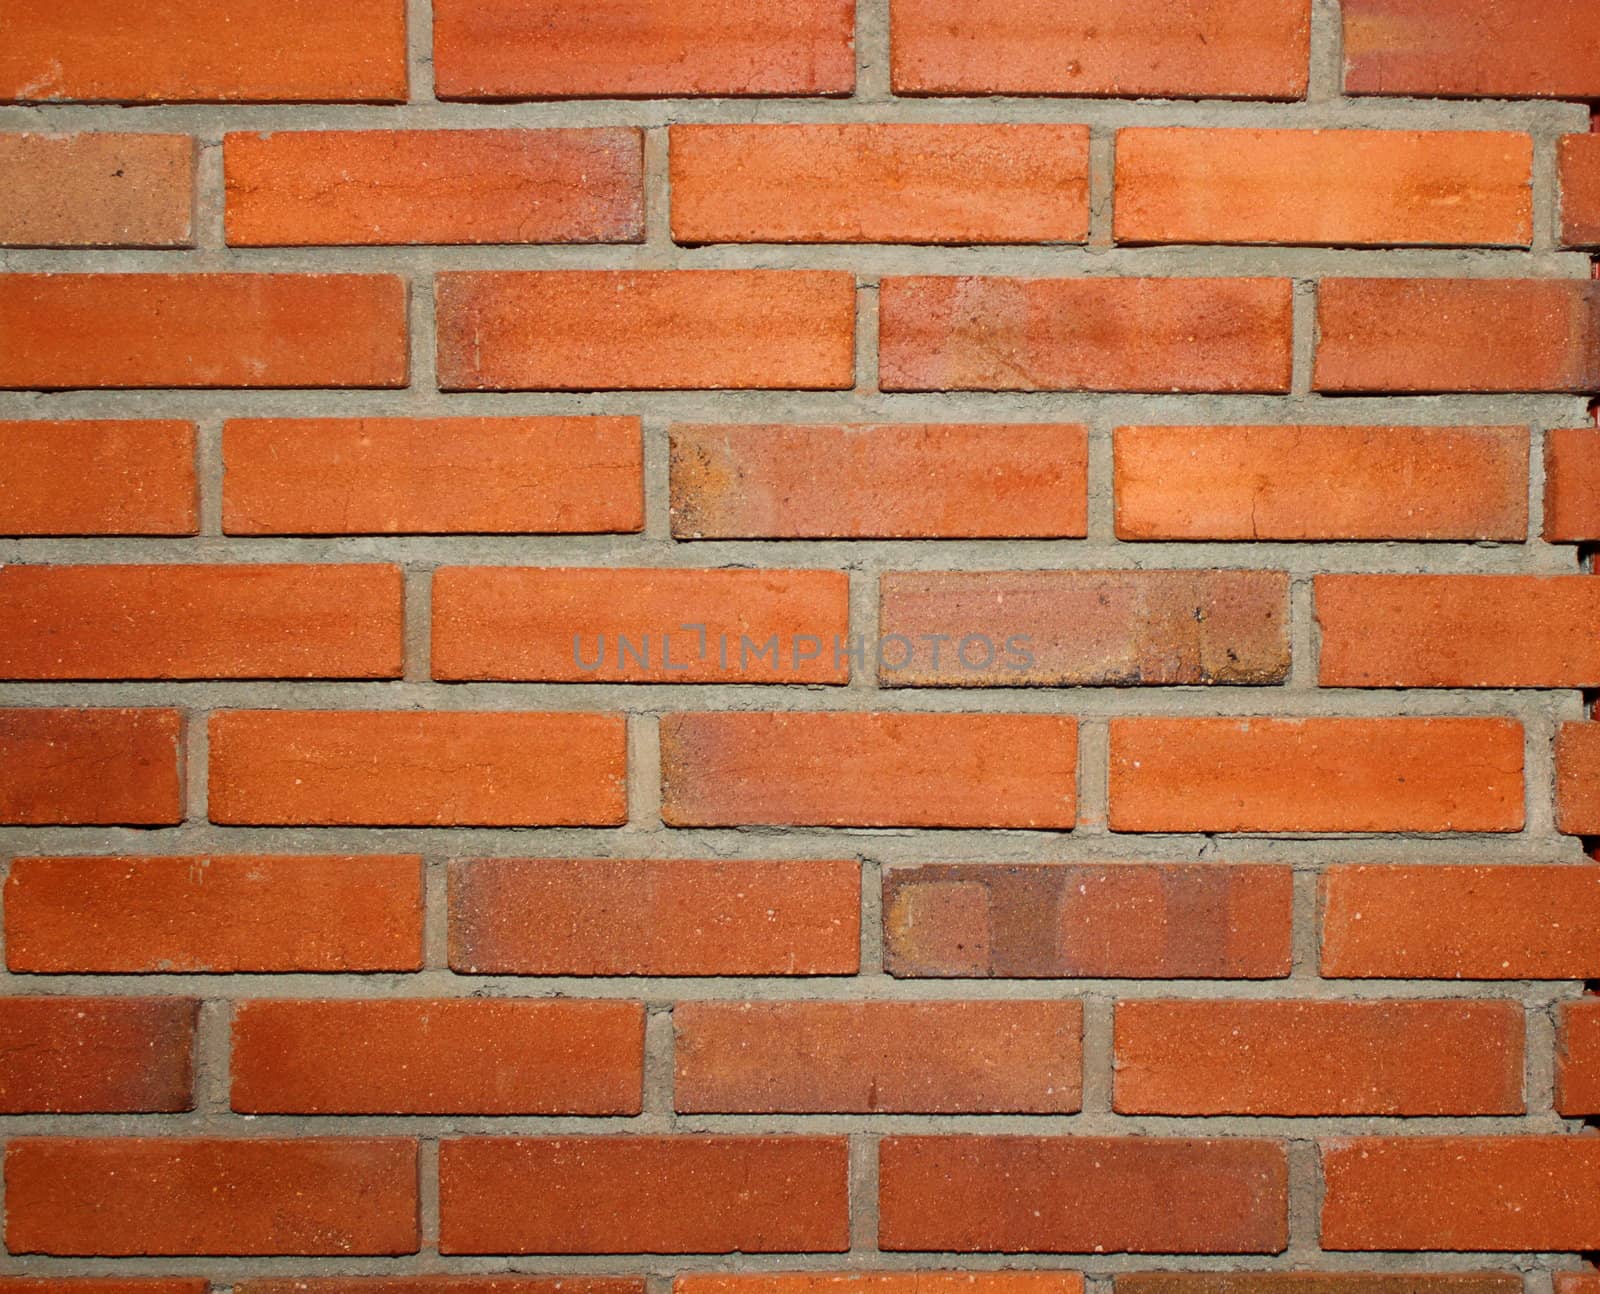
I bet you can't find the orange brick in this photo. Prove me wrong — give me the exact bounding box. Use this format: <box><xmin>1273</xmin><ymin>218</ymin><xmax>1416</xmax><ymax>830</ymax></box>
<box><xmin>878</xmin><ymin>569</ymin><xmax>1289</xmax><ymax>686</ymax></box>
<box><xmin>660</xmin><ymin>711</ymin><xmax>1076</xmax><ymax>828</ymax></box>
<box><xmin>1556</xmin><ymin>721</ymin><xmax>1600</xmax><ymax>835</ymax></box>
<box><xmin>432</xmin><ymin>567</ymin><xmax>851</xmax><ymax>683</ymax></box>
<box><xmin>681</xmin><ymin>1279</ymin><xmax>1082</xmax><ymax>1294</ymax></box>
<box><xmin>0</xmin><ymin>564</ymin><xmax>403</xmax><ymax>679</ymax></box>
<box><xmin>1544</xmin><ymin>427</ymin><xmax>1600</xmax><ymax>542</ymax></box>
<box><xmin>0</xmin><ymin>708</ymin><xmax>184</xmax><ymax>825</ymax></box>
<box><xmin>0</xmin><ymin>0</ymin><xmax>407</xmax><ymax>102</ymax></box>
<box><xmin>5</xmin><ymin>854</ymin><xmax>424</xmax><ymax>973</ymax></box>
<box><xmin>0</xmin><ymin>419</ymin><xmax>197</xmax><ymax>535</ymax></box>
<box><xmin>0</xmin><ymin>133</ymin><xmax>194</xmax><ymax>246</ymax></box>
<box><xmin>1108</xmin><ymin>717</ymin><xmax>1524</xmax><ymax>833</ymax></box>
<box><xmin>436</xmin><ymin>270</ymin><xmax>854</xmax><ymax>391</ymax></box>
<box><xmin>209</xmin><ymin>710</ymin><xmax>626</xmax><ymax>827</ymax></box>
<box><xmin>0</xmin><ymin>1283</ymin><xmax>208</xmax><ymax>1294</ymax></box>
<box><xmin>241</xmin><ymin>1282</ymin><xmax>641</xmax><ymax>1294</ymax></box>
<box><xmin>449</xmin><ymin>857</ymin><xmax>861</xmax><ymax>976</ymax></box>
<box><xmin>232</xmin><ymin>999</ymin><xmax>643</xmax><ymax>1115</ymax></box>
<box><xmin>1117</xmin><ymin>1277</ymin><xmax>1518</xmax><ymax>1294</ymax></box>
<box><xmin>222</xmin><ymin>416</ymin><xmax>642</xmax><ymax>536</ymax></box>
<box><xmin>1114</xmin><ymin>999</ymin><xmax>1524</xmax><ymax>1116</ymax></box>
<box><xmin>1114</xmin><ymin>129</ymin><xmax>1531</xmax><ymax>247</ymax></box>
<box><xmin>1315</xmin><ymin>279</ymin><xmax>1600</xmax><ymax>393</ymax></box>
<box><xmin>675</xmin><ymin>1000</ymin><xmax>1082</xmax><ymax>1113</ymax></box>
<box><xmin>225</xmin><ymin>129</ymin><xmax>643</xmax><ymax>246</ymax></box>
<box><xmin>0</xmin><ymin>997</ymin><xmax>196</xmax><ymax>1113</ymax></box>
<box><xmin>670</xmin><ymin>423</ymin><xmax>1088</xmax><ymax>539</ymax></box>
<box><xmin>1114</xmin><ymin>424</ymin><xmax>1528</xmax><ymax>541</ymax></box>
<box><xmin>433</xmin><ymin>0</ymin><xmax>854</xmax><ymax>98</ymax></box>
<box><xmin>1559</xmin><ymin>134</ymin><xmax>1600</xmax><ymax>248</ymax></box>
<box><xmin>0</xmin><ymin>274</ymin><xmax>408</xmax><ymax>389</ymax></box>
<box><xmin>670</xmin><ymin>124</ymin><xmax>1089</xmax><ymax>244</ymax></box>
<box><xmin>890</xmin><ymin>0</ymin><xmax>1310</xmax><ymax>98</ymax></box>
<box><xmin>1556</xmin><ymin>998</ymin><xmax>1600</xmax><ymax>1115</ymax></box>
<box><xmin>880</xmin><ymin>277</ymin><xmax>1293</xmax><ymax>392</ymax></box>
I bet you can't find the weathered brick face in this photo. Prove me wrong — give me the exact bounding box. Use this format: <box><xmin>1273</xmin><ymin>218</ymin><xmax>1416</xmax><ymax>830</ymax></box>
<box><xmin>0</xmin><ymin>0</ymin><xmax>1597</xmax><ymax>1286</ymax></box>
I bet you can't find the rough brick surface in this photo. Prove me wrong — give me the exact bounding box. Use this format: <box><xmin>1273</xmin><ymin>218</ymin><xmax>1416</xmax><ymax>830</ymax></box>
<box><xmin>1555</xmin><ymin>998</ymin><xmax>1600</xmax><ymax>1115</ymax></box>
<box><xmin>1559</xmin><ymin>134</ymin><xmax>1600</xmax><ymax>248</ymax></box>
<box><xmin>1555</xmin><ymin>721</ymin><xmax>1600</xmax><ymax>835</ymax></box>
<box><xmin>0</xmin><ymin>419</ymin><xmax>198</xmax><ymax>535</ymax></box>
<box><xmin>1543</xmin><ymin>427</ymin><xmax>1600</xmax><ymax>542</ymax></box>
<box><xmin>0</xmin><ymin>997</ymin><xmax>197</xmax><ymax>1112</ymax></box>
<box><xmin>0</xmin><ymin>133</ymin><xmax>195</xmax><ymax>247</ymax></box>
<box><xmin>0</xmin><ymin>708</ymin><xmax>184</xmax><ymax>825</ymax></box>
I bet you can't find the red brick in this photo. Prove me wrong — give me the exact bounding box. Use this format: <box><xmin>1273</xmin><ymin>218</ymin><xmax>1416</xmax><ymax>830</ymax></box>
<box><xmin>670</xmin><ymin>124</ymin><xmax>1089</xmax><ymax>245</ymax></box>
<box><xmin>675</xmin><ymin>1000</ymin><xmax>1082</xmax><ymax>1113</ymax></box>
<box><xmin>671</xmin><ymin>422</ymin><xmax>1088</xmax><ymax>539</ymax></box>
<box><xmin>1315</xmin><ymin>279</ymin><xmax>1600</xmax><ymax>394</ymax></box>
<box><xmin>432</xmin><ymin>567</ymin><xmax>851</xmax><ymax>683</ymax></box>
<box><xmin>1320</xmin><ymin>1137</ymin><xmax>1600</xmax><ymax>1251</ymax></box>
<box><xmin>209</xmin><ymin>710</ymin><xmax>626</xmax><ymax>827</ymax></box>
<box><xmin>0</xmin><ymin>997</ymin><xmax>196</xmax><ymax>1112</ymax></box>
<box><xmin>879</xmin><ymin>569</ymin><xmax>1289</xmax><ymax>686</ymax></box>
<box><xmin>890</xmin><ymin>0</ymin><xmax>1310</xmax><ymax>98</ymax></box>
<box><xmin>232</xmin><ymin>999</ymin><xmax>643</xmax><ymax>1114</ymax></box>
<box><xmin>1556</xmin><ymin>998</ymin><xmax>1600</xmax><ymax>1115</ymax></box>
<box><xmin>880</xmin><ymin>277</ymin><xmax>1293</xmax><ymax>392</ymax></box>
<box><xmin>1544</xmin><ymin>427</ymin><xmax>1600</xmax><ymax>542</ymax></box>
<box><xmin>1343</xmin><ymin>0</ymin><xmax>1600</xmax><ymax>99</ymax></box>
<box><xmin>438</xmin><ymin>1136</ymin><xmax>850</xmax><ymax>1254</ymax></box>
<box><xmin>225</xmin><ymin>129</ymin><xmax>643</xmax><ymax>246</ymax></box>
<box><xmin>222</xmin><ymin>416</ymin><xmax>642</xmax><ymax>536</ymax></box>
<box><xmin>1114</xmin><ymin>424</ymin><xmax>1528</xmax><ymax>542</ymax></box>
<box><xmin>449</xmin><ymin>857</ymin><xmax>861</xmax><ymax>976</ymax></box>
<box><xmin>436</xmin><ymin>270</ymin><xmax>854</xmax><ymax>391</ymax></box>
<box><xmin>0</xmin><ymin>1283</ymin><xmax>209</xmax><ymax>1294</ymax></box>
<box><xmin>0</xmin><ymin>133</ymin><xmax>194</xmax><ymax>246</ymax></box>
<box><xmin>883</xmin><ymin>862</ymin><xmax>1293</xmax><ymax>979</ymax></box>
<box><xmin>1109</xmin><ymin>717</ymin><xmax>1524</xmax><ymax>834</ymax></box>
<box><xmin>1116</xmin><ymin>1277</ymin><xmax>1519</xmax><ymax>1294</ymax></box>
<box><xmin>1556</xmin><ymin>1280</ymin><xmax>1600</xmax><ymax>1294</ymax></box>
<box><xmin>1560</xmin><ymin>134</ymin><xmax>1600</xmax><ymax>248</ymax></box>
<box><xmin>660</xmin><ymin>711</ymin><xmax>1076</xmax><ymax>829</ymax></box>
<box><xmin>0</xmin><ymin>708</ymin><xmax>184</xmax><ymax>825</ymax></box>
<box><xmin>1114</xmin><ymin>999</ymin><xmax>1524</xmax><ymax>1116</ymax></box>
<box><xmin>0</xmin><ymin>0</ymin><xmax>407</xmax><ymax>102</ymax></box>
<box><xmin>1114</xmin><ymin>129</ymin><xmax>1531</xmax><ymax>247</ymax></box>
<box><xmin>878</xmin><ymin>1136</ymin><xmax>1288</xmax><ymax>1253</ymax></box>
<box><xmin>0</xmin><ymin>564</ymin><xmax>403</xmax><ymax>679</ymax></box>
<box><xmin>5</xmin><ymin>854</ymin><xmax>424</xmax><ymax>973</ymax></box>
<box><xmin>241</xmin><ymin>1282</ymin><xmax>641</xmax><ymax>1294</ymax></box>
<box><xmin>1556</xmin><ymin>722</ymin><xmax>1600</xmax><ymax>835</ymax></box>
<box><xmin>433</xmin><ymin>0</ymin><xmax>854</xmax><ymax>99</ymax></box>
<box><xmin>0</xmin><ymin>419</ymin><xmax>198</xmax><ymax>535</ymax></box>
<box><xmin>0</xmin><ymin>274</ymin><xmax>408</xmax><ymax>389</ymax></box>
<box><xmin>682</xmin><ymin>1278</ymin><xmax>1082</xmax><ymax>1294</ymax></box>
<box><xmin>5</xmin><ymin>1137</ymin><xmax>419</xmax><ymax>1256</ymax></box>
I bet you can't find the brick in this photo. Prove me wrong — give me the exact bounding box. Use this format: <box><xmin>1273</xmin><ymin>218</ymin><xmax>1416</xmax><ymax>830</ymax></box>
<box><xmin>682</xmin><ymin>1278</ymin><xmax>1083</xmax><ymax>1294</ymax></box>
<box><xmin>1114</xmin><ymin>128</ymin><xmax>1531</xmax><ymax>247</ymax></box>
<box><xmin>0</xmin><ymin>564</ymin><xmax>403</xmax><ymax>679</ymax></box>
<box><xmin>878</xmin><ymin>569</ymin><xmax>1289</xmax><ymax>686</ymax></box>
<box><xmin>879</xmin><ymin>277</ymin><xmax>1293</xmax><ymax>392</ymax></box>
<box><xmin>0</xmin><ymin>274</ymin><xmax>408</xmax><ymax>389</ymax></box>
<box><xmin>0</xmin><ymin>419</ymin><xmax>198</xmax><ymax>535</ymax></box>
<box><xmin>1320</xmin><ymin>863</ymin><xmax>1600</xmax><ymax>981</ymax></box>
<box><xmin>225</xmin><ymin>129</ymin><xmax>643</xmax><ymax>246</ymax></box>
<box><xmin>438</xmin><ymin>1136</ymin><xmax>850</xmax><ymax>1254</ymax></box>
<box><xmin>1343</xmin><ymin>0</ymin><xmax>1600</xmax><ymax>100</ymax></box>
<box><xmin>1117</xmin><ymin>1277</ymin><xmax>1521</xmax><ymax>1294</ymax></box>
<box><xmin>1114</xmin><ymin>424</ymin><xmax>1528</xmax><ymax>542</ymax></box>
<box><xmin>222</xmin><ymin>416</ymin><xmax>642</xmax><ymax>536</ymax></box>
<box><xmin>1556</xmin><ymin>1281</ymin><xmax>1600</xmax><ymax>1294</ymax></box>
<box><xmin>1114</xmin><ymin>999</ymin><xmax>1524</xmax><ymax>1116</ymax></box>
<box><xmin>1556</xmin><ymin>722</ymin><xmax>1600</xmax><ymax>835</ymax></box>
<box><xmin>675</xmin><ymin>1000</ymin><xmax>1082</xmax><ymax>1113</ymax></box>
<box><xmin>660</xmin><ymin>711</ymin><xmax>1076</xmax><ymax>829</ymax></box>
<box><xmin>670</xmin><ymin>124</ymin><xmax>1089</xmax><ymax>245</ymax></box>
<box><xmin>436</xmin><ymin>270</ymin><xmax>854</xmax><ymax>391</ymax></box>
<box><xmin>5</xmin><ymin>854</ymin><xmax>424</xmax><ymax>973</ymax></box>
<box><xmin>449</xmin><ymin>857</ymin><xmax>861</xmax><ymax>976</ymax></box>
<box><xmin>232</xmin><ymin>999</ymin><xmax>643</xmax><ymax>1115</ymax></box>
<box><xmin>241</xmin><ymin>1282</ymin><xmax>641</xmax><ymax>1294</ymax></box>
<box><xmin>432</xmin><ymin>566</ymin><xmax>851</xmax><ymax>683</ymax></box>
<box><xmin>6</xmin><ymin>1138</ymin><xmax>419</xmax><ymax>1256</ymax></box>
<box><xmin>878</xmin><ymin>1136</ymin><xmax>1288</xmax><ymax>1253</ymax></box>
<box><xmin>1544</xmin><ymin>427</ymin><xmax>1600</xmax><ymax>542</ymax></box>
<box><xmin>1315</xmin><ymin>279</ymin><xmax>1600</xmax><ymax>394</ymax></box>
<box><xmin>433</xmin><ymin>0</ymin><xmax>854</xmax><ymax>98</ymax></box>
<box><xmin>0</xmin><ymin>0</ymin><xmax>407</xmax><ymax>102</ymax></box>
<box><xmin>0</xmin><ymin>1284</ymin><xmax>209</xmax><ymax>1294</ymax></box>
<box><xmin>883</xmin><ymin>862</ymin><xmax>1293</xmax><ymax>979</ymax></box>
<box><xmin>0</xmin><ymin>708</ymin><xmax>183</xmax><ymax>825</ymax></box>
<box><xmin>890</xmin><ymin>0</ymin><xmax>1310</xmax><ymax>98</ymax></box>
<box><xmin>1108</xmin><ymin>717</ymin><xmax>1524</xmax><ymax>834</ymax></box>
<box><xmin>0</xmin><ymin>133</ymin><xmax>194</xmax><ymax>247</ymax></box>
<box><xmin>209</xmin><ymin>710</ymin><xmax>626</xmax><ymax>827</ymax></box>
<box><xmin>1559</xmin><ymin>134</ymin><xmax>1600</xmax><ymax>248</ymax></box>
<box><xmin>1556</xmin><ymin>998</ymin><xmax>1600</xmax><ymax>1115</ymax></box>
<box><xmin>0</xmin><ymin>997</ymin><xmax>196</xmax><ymax>1112</ymax></box>
<box><xmin>1320</xmin><ymin>1137</ymin><xmax>1600</xmax><ymax>1251</ymax></box>
<box><xmin>671</xmin><ymin>422</ymin><xmax>1088</xmax><ymax>539</ymax></box>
